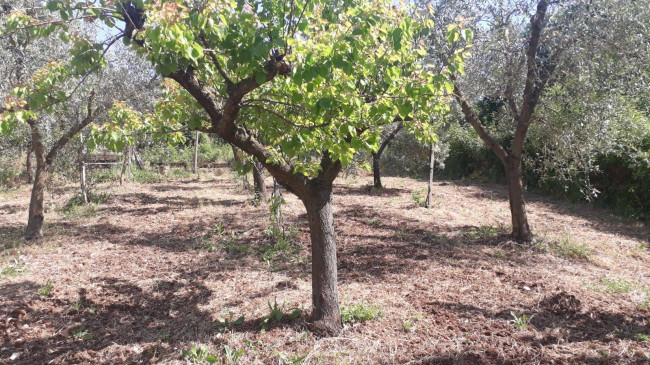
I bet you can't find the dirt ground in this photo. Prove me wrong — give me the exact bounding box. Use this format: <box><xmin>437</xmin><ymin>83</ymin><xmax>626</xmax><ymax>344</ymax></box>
<box><xmin>1</xmin><ymin>168</ymin><xmax>649</xmax><ymax>364</ymax></box>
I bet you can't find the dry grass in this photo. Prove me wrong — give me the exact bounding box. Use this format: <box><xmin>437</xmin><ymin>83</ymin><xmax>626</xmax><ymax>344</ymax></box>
<box><xmin>1</xmin><ymin>170</ymin><xmax>649</xmax><ymax>364</ymax></box>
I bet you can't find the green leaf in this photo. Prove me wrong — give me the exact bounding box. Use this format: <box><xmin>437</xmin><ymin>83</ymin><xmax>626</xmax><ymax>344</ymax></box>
<box><xmin>444</xmin><ymin>82</ymin><xmax>454</xmax><ymax>94</ymax></box>
<box><xmin>255</xmin><ymin>71</ymin><xmax>267</xmax><ymax>84</ymax></box>
<box><xmin>318</xmin><ymin>98</ymin><xmax>332</xmax><ymax>110</ymax></box>
<box><xmin>397</xmin><ymin>101</ymin><xmax>412</xmax><ymax>118</ymax></box>
<box><xmin>391</xmin><ymin>28</ymin><xmax>403</xmax><ymax>51</ymax></box>
<box><xmin>45</xmin><ymin>1</ymin><xmax>59</xmax><ymax>11</ymax></box>
<box><xmin>447</xmin><ymin>29</ymin><xmax>459</xmax><ymax>45</ymax></box>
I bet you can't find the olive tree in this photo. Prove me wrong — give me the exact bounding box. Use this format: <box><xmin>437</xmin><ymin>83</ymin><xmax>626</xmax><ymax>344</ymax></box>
<box><xmin>421</xmin><ymin>0</ymin><xmax>647</xmax><ymax>240</ymax></box>
<box><xmin>1</xmin><ymin>6</ymin><xmax>159</xmax><ymax>238</ymax></box>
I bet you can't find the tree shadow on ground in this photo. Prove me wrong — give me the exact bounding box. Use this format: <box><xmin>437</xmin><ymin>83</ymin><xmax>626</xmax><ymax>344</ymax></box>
<box><xmin>414</xmin><ymin>351</ymin><xmax>643</xmax><ymax>365</ymax></box>
<box><xmin>100</xmin><ymin>192</ymin><xmax>242</xmax><ymax>216</ymax></box>
<box><xmin>417</xmin><ymin>300</ymin><xmax>650</xmax><ymax>364</ymax></box>
<box><xmin>0</xmin><ymin>271</ymin><xmax>308</xmax><ymax>364</ymax></box>
<box><xmin>335</xmin><ymin>184</ymin><xmax>408</xmax><ymax>197</ymax></box>
<box><xmin>0</xmin><ymin>225</ymin><xmax>25</xmax><ymax>251</ymax></box>
<box><xmin>335</xmin><ymin>203</ymin><xmax>541</xmax><ymax>284</ymax></box>
<box><xmin>149</xmin><ymin>180</ymin><xmax>224</xmax><ymax>192</ymax></box>
<box><xmin>0</xmin><ymin>204</ymin><xmax>24</xmax><ymax>215</ymax></box>
<box><xmin>1</xmin><ymin>275</ymin><xmax>214</xmax><ymax>364</ymax></box>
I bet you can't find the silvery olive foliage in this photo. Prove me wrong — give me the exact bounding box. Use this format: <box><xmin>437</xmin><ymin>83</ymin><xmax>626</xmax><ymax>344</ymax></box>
<box><xmin>0</xmin><ymin>0</ymin><xmax>160</xmax><ymax>181</ymax></box>
<box><xmin>421</xmin><ymin>0</ymin><xmax>650</xmax><ymax>200</ymax></box>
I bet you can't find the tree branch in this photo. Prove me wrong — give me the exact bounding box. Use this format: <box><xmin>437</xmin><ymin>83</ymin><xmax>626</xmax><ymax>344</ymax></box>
<box><xmin>199</xmin><ymin>34</ymin><xmax>234</xmax><ymax>89</ymax></box>
<box><xmin>451</xmin><ymin>75</ymin><xmax>509</xmax><ymax>164</ymax></box>
<box><xmin>375</xmin><ymin>121</ymin><xmax>403</xmax><ymax>157</ymax></box>
<box><xmin>519</xmin><ymin>0</ymin><xmax>549</xmax><ymax>122</ymax></box>
<box><xmin>46</xmin><ymin>91</ymin><xmax>100</xmax><ymax>164</ymax></box>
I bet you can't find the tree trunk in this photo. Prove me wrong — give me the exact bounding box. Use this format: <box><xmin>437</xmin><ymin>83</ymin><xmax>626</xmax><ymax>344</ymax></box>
<box><xmin>26</xmin><ymin>144</ymin><xmax>34</xmax><ymax>184</ymax></box>
<box><xmin>81</xmin><ymin>161</ymin><xmax>88</xmax><ymax>204</ymax></box>
<box><xmin>120</xmin><ymin>146</ymin><xmax>129</xmax><ymax>186</ymax></box>
<box><xmin>25</xmin><ymin>124</ymin><xmax>47</xmax><ymax>240</ymax></box>
<box><xmin>372</xmin><ymin>152</ymin><xmax>382</xmax><ymax>189</ymax></box>
<box><xmin>26</xmin><ymin>164</ymin><xmax>48</xmax><ymax>240</ymax></box>
<box><xmin>303</xmin><ymin>183</ymin><xmax>342</xmax><ymax>334</ymax></box>
<box><xmin>252</xmin><ymin>160</ymin><xmax>268</xmax><ymax>201</ymax></box>
<box><xmin>371</xmin><ymin>122</ymin><xmax>403</xmax><ymax>189</ymax></box>
<box><xmin>425</xmin><ymin>142</ymin><xmax>435</xmax><ymax>208</ymax></box>
<box><xmin>192</xmin><ymin>131</ymin><xmax>199</xmax><ymax>173</ymax></box>
<box><xmin>505</xmin><ymin>156</ymin><xmax>532</xmax><ymax>241</ymax></box>
<box><xmin>133</xmin><ymin>148</ymin><xmax>145</xmax><ymax>170</ymax></box>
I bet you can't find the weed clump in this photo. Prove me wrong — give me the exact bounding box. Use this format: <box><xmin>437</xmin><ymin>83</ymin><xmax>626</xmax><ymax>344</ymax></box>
<box><xmin>549</xmin><ymin>237</ymin><xmax>592</xmax><ymax>260</ymax></box>
<box><xmin>341</xmin><ymin>303</ymin><xmax>383</xmax><ymax>325</ymax></box>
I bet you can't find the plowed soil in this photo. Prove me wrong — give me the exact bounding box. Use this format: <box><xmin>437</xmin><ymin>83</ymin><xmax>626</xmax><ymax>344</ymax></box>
<box><xmin>1</xmin><ymin>169</ymin><xmax>649</xmax><ymax>364</ymax></box>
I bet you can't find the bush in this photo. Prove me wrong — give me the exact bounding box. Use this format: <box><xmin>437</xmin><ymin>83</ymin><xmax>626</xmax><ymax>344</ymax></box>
<box><xmin>439</xmin><ymin>122</ymin><xmax>650</xmax><ymax>221</ymax></box>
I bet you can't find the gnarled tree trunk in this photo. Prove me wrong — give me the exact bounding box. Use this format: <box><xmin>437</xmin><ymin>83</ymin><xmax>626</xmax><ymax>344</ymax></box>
<box><xmin>26</xmin><ymin>143</ymin><xmax>34</xmax><ymax>184</ymax></box>
<box><xmin>25</xmin><ymin>123</ymin><xmax>47</xmax><ymax>240</ymax></box>
<box><xmin>449</xmin><ymin>0</ymin><xmax>556</xmax><ymax>242</ymax></box>
<box><xmin>303</xmin><ymin>181</ymin><xmax>342</xmax><ymax>334</ymax></box>
<box><xmin>24</xmin><ymin>91</ymin><xmax>99</xmax><ymax>239</ymax></box>
<box><xmin>252</xmin><ymin>160</ymin><xmax>267</xmax><ymax>200</ymax></box>
<box><xmin>505</xmin><ymin>156</ymin><xmax>531</xmax><ymax>241</ymax></box>
<box><xmin>167</xmin><ymin>57</ymin><xmax>345</xmax><ymax>334</ymax></box>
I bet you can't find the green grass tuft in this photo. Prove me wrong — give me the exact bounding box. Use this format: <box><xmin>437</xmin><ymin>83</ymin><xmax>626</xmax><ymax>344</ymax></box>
<box><xmin>341</xmin><ymin>303</ymin><xmax>383</xmax><ymax>324</ymax></box>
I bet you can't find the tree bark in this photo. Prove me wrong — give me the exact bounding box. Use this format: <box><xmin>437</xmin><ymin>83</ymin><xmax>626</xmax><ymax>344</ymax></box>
<box><xmin>425</xmin><ymin>142</ymin><xmax>435</xmax><ymax>208</ymax></box>
<box><xmin>25</xmin><ymin>123</ymin><xmax>47</xmax><ymax>240</ymax></box>
<box><xmin>26</xmin><ymin>143</ymin><xmax>34</xmax><ymax>184</ymax></box>
<box><xmin>371</xmin><ymin>122</ymin><xmax>403</xmax><ymax>189</ymax></box>
<box><xmin>120</xmin><ymin>146</ymin><xmax>129</xmax><ymax>186</ymax></box>
<box><xmin>505</xmin><ymin>156</ymin><xmax>532</xmax><ymax>241</ymax></box>
<box><xmin>303</xmin><ymin>182</ymin><xmax>342</xmax><ymax>335</ymax></box>
<box><xmin>371</xmin><ymin>152</ymin><xmax>382</xmax><ymax>189</ymax></box>
<box><xmin>192</xmin><ymin>131</ymin><xmax>199</xmax><ymax>173</ymax></box>
<box><xmin>133</xmin><ymin>148</ymin><xmax>145</xmax><ymax>170</ymax></box>
<box><xmin>252</xmin><ymin>160</ymin><xmax>268</xmax><ymax>200</ymax></box>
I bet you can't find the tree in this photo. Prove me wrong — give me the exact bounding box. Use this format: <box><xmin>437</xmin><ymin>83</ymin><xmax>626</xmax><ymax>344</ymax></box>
<box><xmin>1</xmin><ymin>7</ymin><xmax>159</xmax><ymax>238</ymax></box>
<box><xmin>450</xmin><ymin>0</ymin><xmax>557</xmax><ymax>240</ymax></box>
<box><xmin>428</xmin><ymin>0</ymin><xmax>650</xmax><ymax>239</ymax></box>
<box><xmin>371</xmin><ymin>122</ymin><xmax>403</xmax><ymax>189</ymax></box>
<box><xmin>5</xmin><ymin>0</ymin><xmax>464</xmax><ymax>334</ymax></box>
